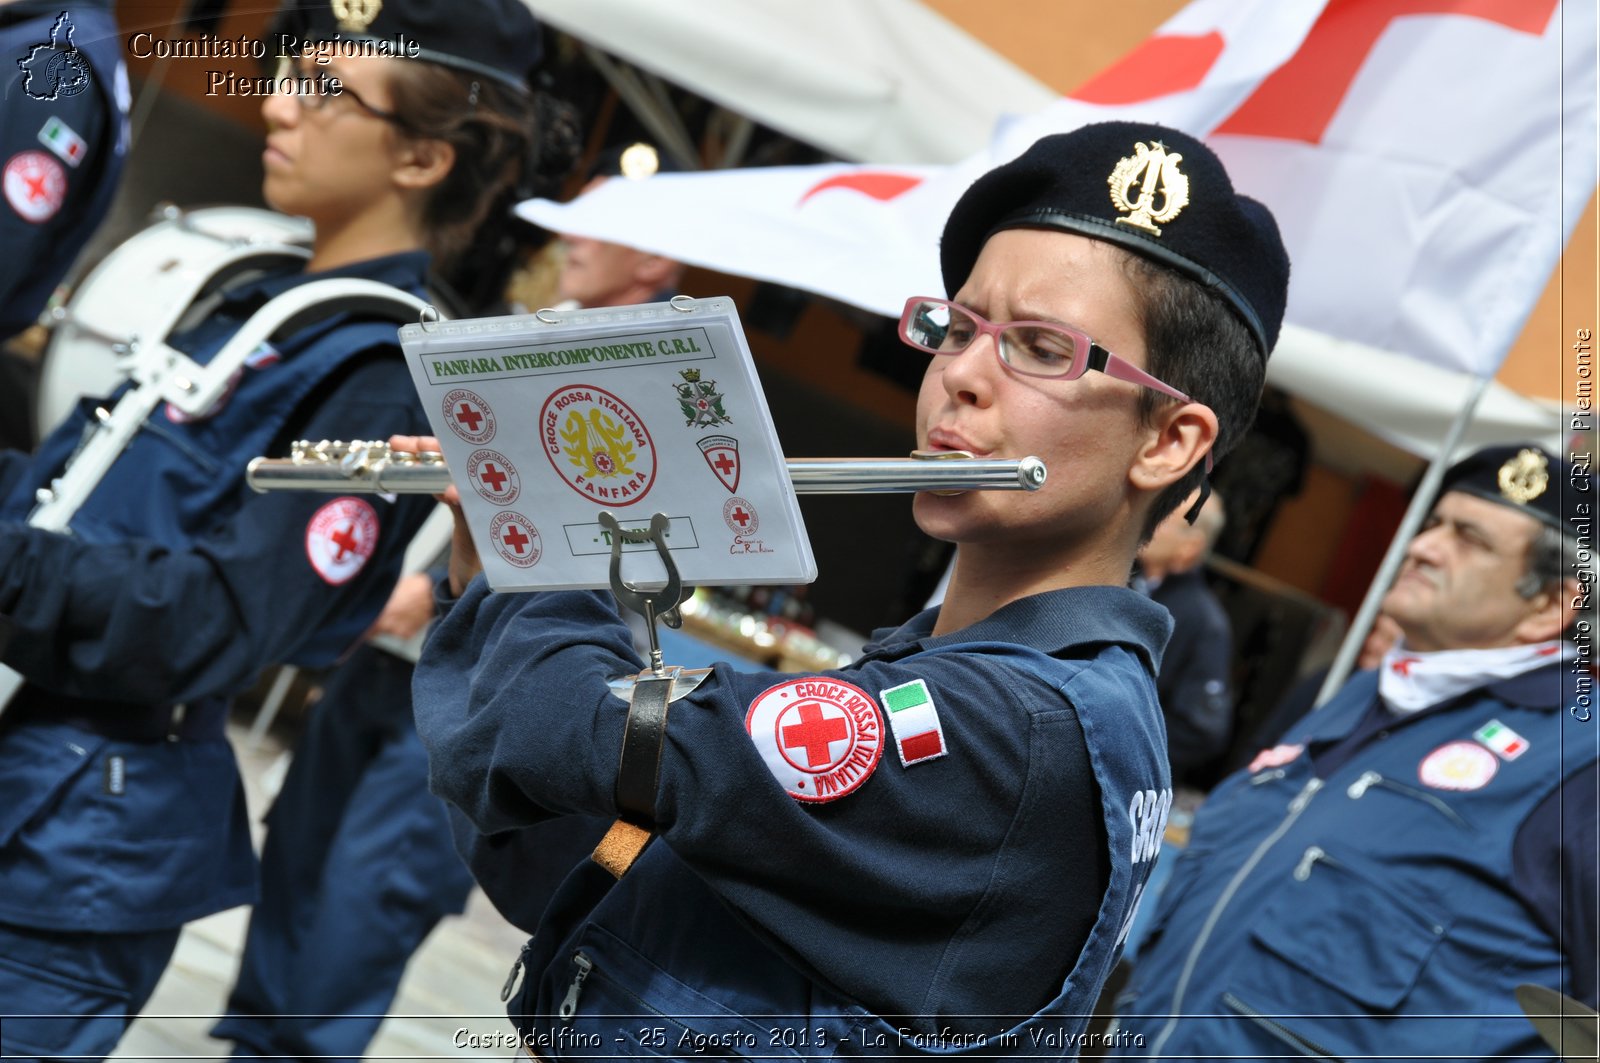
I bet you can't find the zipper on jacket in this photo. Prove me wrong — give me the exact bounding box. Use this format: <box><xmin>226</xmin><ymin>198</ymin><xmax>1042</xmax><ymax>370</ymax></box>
<box><xmin>1150</xmin><ymin>776</ymin><xmax>1324</xmax><ymax>1057</ymax></box>
<box><xmin>1346</xmin><ymin>770</ymin><xmax>1472</xmax><ymax>830</ymax></box>
<box><xmin>558</xmin><ymin>951</ymin><xmax>593</xmax><ymax>1022</ymax></box>
<box><xmin>501</xmin><ymin>943</ymin><xmax>531</xmax><ymax>1003</ymax></box>
<box><xmin>1287</xmin><ymin>845</ymin><xmax>1445</xmax><ymax>935</ymax></box>
<box><xmin>1222</xmin><ymin>992</ymin><xmax>1346</xmax><ymax>1060</ymax></box>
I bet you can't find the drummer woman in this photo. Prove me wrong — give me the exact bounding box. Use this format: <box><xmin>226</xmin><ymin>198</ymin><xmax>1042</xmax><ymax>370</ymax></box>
<box><xmin>0</xmin><ymin>0</ymin><xmax>565</xmax><ymax>1055</ymax></box>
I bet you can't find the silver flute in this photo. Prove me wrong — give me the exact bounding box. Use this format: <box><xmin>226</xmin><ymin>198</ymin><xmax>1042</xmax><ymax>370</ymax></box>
<box><xmin>246</xmin><ymin>441</ymin><xmax>1047</xmax><ymax>495</ymax></box>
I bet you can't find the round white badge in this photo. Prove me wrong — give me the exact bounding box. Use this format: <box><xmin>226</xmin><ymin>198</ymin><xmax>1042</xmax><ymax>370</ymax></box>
<box><xmin>443</xmin><ymin>388</ymin><xmax>496</xmax><ymax>445</ymax></box>
<box><xmin>304</xmin><ymin>497</ymin><xmax>380</xmax><ymax>585</ymax></box>
<box><xmin>722</xmin><ymin>496</ymin><xmax>759</xmax><ymax>536</ymax></box>
<box><xmin>1247</xmin><ymin>743</ymin><xmax>1304</xmax><ymax>774</ymax></box>
<box><xmin>1418</xmin><ymin>740</ymin><xmax>1498</xmax><ymax>791</ymax></box>
<box><xmin>540</xmin><ymin>384</ymin><xmax>655</xmax><ymax>506</ymax></box>
<box><xmin>744</xmin><ymin>677</ymin><xmax>883</xmax><ymax>803</ymax></box>
<box><xmin>4</xmin><ymin>151</ymin><xmax>66</xmax><ymax>223</ymax></box>
<box><xmin>489</xmin><ymin>511</ymin><xmax>542</xmax><ymax>568</ymax></box>
<box><xmin>467</xmin><ymin>448</ymin><xmax>520</xmax><ymax>505</ymax></box>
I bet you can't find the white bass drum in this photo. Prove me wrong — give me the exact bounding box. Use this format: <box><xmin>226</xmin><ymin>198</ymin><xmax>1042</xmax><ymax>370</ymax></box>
<box><xmin>37</xmin><ymin>204</ymin><xmax>314</xmax><ymax>441</ymax></box>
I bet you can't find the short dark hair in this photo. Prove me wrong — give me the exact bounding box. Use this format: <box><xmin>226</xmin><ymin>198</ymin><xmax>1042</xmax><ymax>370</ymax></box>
<box><xmin>1119</xmin><ymin>249</ymin><xmax>1263</xmax><ymax>535</ymax></box>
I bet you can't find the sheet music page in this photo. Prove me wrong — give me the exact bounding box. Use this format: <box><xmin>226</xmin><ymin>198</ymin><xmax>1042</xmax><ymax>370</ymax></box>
<box><xmin>400</xmin><ymin>297</ymin><xmax>815</xmax><ymax>592</ymax></box>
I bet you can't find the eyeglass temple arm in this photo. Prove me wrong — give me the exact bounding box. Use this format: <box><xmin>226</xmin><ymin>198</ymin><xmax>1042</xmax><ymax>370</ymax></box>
<box><xmin>1085</xmin><ymin>345</ymin><xmax>1215</xmax><ymax>475</ymax></box>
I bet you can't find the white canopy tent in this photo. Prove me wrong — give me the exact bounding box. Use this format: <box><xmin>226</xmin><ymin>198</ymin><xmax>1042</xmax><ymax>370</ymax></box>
<box><xmin>523</xmin><ymin>0</ymin><xmax>1057</xmax><ymax>165</ymax></box>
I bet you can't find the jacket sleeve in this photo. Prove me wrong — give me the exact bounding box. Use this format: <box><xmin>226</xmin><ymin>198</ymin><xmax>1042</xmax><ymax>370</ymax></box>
<box><xmin>1157</xmin><ymin>585</ymin><xmax>1235</xmax><ymax>773</ymax></box>
<box><xmin>0</xmin><ymin>354</ymin><xmax>433</xmax><ymax>703</ymax></box>
<box><xmin>413</xmin><ymin>578</ymin><xmax>1111</xmax><ymax>1023</ymax></box>
<box><xmin>1512</xmin><ymin>758</ymin><xmax>1599</xmax><ymax>1009</ymax></box>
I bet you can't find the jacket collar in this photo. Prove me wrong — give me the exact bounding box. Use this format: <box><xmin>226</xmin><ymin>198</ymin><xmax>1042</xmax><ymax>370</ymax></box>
<box><xmin>863</xmin><ymin>585</ymin><xmax>1171</xmax><ymax>674</ymax></box>
<box><xmin>218</xmin><ymin>249</ymin><xmax>433</xmax><ymax>311</ymax></box>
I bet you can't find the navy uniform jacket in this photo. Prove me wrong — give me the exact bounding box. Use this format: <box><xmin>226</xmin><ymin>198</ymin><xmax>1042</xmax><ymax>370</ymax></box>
<box><xmin>416</xmin><ymin>581</ymin><xmax>1174</xmax><ymax>1053</ymax></box>
<box><xmin>1146</xmin><ymin>568</ymin><xmax>1233</xmax><ymax>782</ymax></box>
<box><xmin>1112</xmin><ymin>664</ymin><xmax>1598</xmax><ymax>1059</ymax></box>
<box><xmin>0</xmin><ymin>0</ymin><xmax>128</xmax><ymax>338</ymax></box>
<box><xmin>0</xmin><ymin>251</ymin><xmax>434</xmax><ymax>932</ymax></box>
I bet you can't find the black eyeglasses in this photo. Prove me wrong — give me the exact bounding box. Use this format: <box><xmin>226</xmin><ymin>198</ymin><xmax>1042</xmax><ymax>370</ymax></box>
<box><xmin>271</xmin><ymin>57</ymin><xmax>411</xmax><ymax>130</ymax></box>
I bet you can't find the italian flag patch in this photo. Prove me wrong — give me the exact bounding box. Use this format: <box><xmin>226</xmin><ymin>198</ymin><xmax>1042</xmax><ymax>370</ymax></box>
<box><xmin>38</xmin><ymin>117</ymin><xmax>87</xmax><ymax>168</ymax></box>
<box><xmin>880</xmin><ymin>679</ymin><xmax>947</xmax><ymax>766</ymax></box>
<box><xmin>1474</xmin><ymin>719</ymin><xmax>1529</xmax><ymax>761</ymax></box>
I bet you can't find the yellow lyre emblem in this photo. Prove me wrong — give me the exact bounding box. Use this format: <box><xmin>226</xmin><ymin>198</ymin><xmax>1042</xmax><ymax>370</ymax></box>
<box><xmin>1497</xmin><ymin>448</ymin><xmax>1549</xmax><ymax>505</ymax></box>
<box><xmin>1108</xmin><ymin>141</ymin><xmax>1190</xmax><ymax>237</ymax></box>
<box><xmin>331</xmin><ymin>0</ymin><xmax>382</xmax><ymax>33</ymax></box>
<box><xmin>561</xmin><ymin>408</ymin><xmax>637</xmax><ymax>480</ymax></box>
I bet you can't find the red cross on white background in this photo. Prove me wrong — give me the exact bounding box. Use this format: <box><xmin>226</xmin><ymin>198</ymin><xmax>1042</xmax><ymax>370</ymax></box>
<box><xmin>501</xmin><ymin>523</ymin><xmax>531</xmax><ymax>554</ymax></box>
<box><xmin>781</xmin><ymin>703</ymin><xmax>848</xmax><ymax>768</ymax></box>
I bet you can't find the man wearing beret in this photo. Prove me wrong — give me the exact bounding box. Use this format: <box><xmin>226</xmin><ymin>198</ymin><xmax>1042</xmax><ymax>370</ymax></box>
<box><xmin>413</xmin><ymin>120</ymin><xmax>1290</xmax><ymax>1051</ymax></box>
<box><xmin>1112</xmin><ymin>442</ymin><xmax>1598</xmax><ymax>1059</ymax></box>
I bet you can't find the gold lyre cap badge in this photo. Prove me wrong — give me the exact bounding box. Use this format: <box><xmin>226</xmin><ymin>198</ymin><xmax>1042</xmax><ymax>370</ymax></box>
<box><xmin>1108</xmin><ymin>140</ymin><xmax>1190</xmax><ymax>237</ymax></box>
<box><xmin>1497</xmin><ymin>448</ymin><xmax>1550</xmax><ymax>505</ymax></box>
<box><xmin>331</xmin><ymin>0</ymin><xmax>382</xmax><ymax>33</ymax></box>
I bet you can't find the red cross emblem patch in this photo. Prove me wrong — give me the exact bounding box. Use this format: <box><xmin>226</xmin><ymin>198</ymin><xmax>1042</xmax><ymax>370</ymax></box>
<box><xmin>745</xmin><ymin>677</ymin><xmax>883</xmax><ymax>803</ymax></box>
<box><xmin>304</xmin><ymin>497</ymin><xmax>379</xmax><ymax>585</ymax></box>
<box><xmin>489</xmin><ymin>511</ymin><xmax>542</xmax><ymax>568</ymax></box>
<box><xmin>4</xmin><ymin>150</ymin><xmax>66</xmax><ymax>223</ymax></box>
<box><xmin>467</xmin><ymin>448</ymin><xmax>521</xmax><ymax>505</ymax></box>
<box><xmin>697</xmin><ymin>434</ymin><xmax>741</xmax><ymax>493</ymax></box>
<box><xmin>443</xmin><ymin>388</ymin><xmax>496</xmax><ymax>444</ymax></box>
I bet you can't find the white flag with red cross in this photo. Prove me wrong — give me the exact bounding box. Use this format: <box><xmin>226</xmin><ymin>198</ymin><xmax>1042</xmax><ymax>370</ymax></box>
<box><xmin>518</xmin><ymin>0</ymin><xmax>1595</xmax><ymax>383</ymax></box>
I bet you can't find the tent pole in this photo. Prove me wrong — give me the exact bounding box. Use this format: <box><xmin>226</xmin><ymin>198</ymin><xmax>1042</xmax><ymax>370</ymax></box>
<box><xmin>1311</xmin><ymin>373</ymin><xmax>1495</xmax><ymax>707</ymax></box>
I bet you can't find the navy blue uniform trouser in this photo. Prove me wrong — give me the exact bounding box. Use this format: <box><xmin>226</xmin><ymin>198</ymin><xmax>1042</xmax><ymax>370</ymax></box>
<box><xmin>0</xmin><ymin>919</ymin><xmax>180</xmax><ymax>1062</ymax></box>
<box><xmin>212</xmin><ymin>644</ymin><xmax>475</xmax><ymax>1062</ymax></box>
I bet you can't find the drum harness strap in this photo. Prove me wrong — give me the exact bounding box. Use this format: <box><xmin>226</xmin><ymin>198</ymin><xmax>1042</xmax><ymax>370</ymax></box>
<box><xmin>0</xmin><ymin>274</ymin><xmax>432</xmax><ymax>717</ymax></box>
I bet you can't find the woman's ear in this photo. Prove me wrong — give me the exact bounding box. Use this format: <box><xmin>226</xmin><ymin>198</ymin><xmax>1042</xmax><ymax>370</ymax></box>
<box><xmin>393</xmin><ymin>137</ymin><xmax>456</xmax><ymax>193</ymax></box>
<box><xmin>1127</xmin><ymin>402</ymin><xmax>1219</xmax><ymax>493</ymax></box>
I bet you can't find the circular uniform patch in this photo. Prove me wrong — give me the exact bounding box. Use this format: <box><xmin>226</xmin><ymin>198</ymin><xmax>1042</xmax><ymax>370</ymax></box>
<box><xmin>304</xmin><ymin>497</ymin><xmax>380</xmax><ymax>586</ymax></box>
<box><xmin>4</xmin><ymin>151</ymin><xmax>67</xmax><ymax>223</ymax></box>
<box><xmin>489</xmin><ymin>511</ymin><xmax>542</xmax><ymax>568</ymax></box>
<box><xmin>1247</xmin><ymin>743</ymin><xmax>1304</xmax><ymax>774</ymax></box>
<box><xmin>540</xmin><ymin>384</ymin><xmax>655</xmax><ymax>506</ymax></box>
<box><xmin>1418</xmin><ymin>740</ymin><xmax>1498</xmax><ymax>791</ymax></box>
<box><xmin>723</xmin><ymin>496</ymin><xmax>759</xmax><ymax>536</ymax></box>
<box><xmin>467</xmin><ymin>448</ymin><xmax>520</xmax><ymax>505</ymax></box>
<box><xmin>443</xmin><ymin>388</ymin><xmax>496</xmax><ymax>444</ymax></box>
<box><xmin>745</xmin><ymin>677</ymin><xmax>883</xmax><ymax>803</ymax></box>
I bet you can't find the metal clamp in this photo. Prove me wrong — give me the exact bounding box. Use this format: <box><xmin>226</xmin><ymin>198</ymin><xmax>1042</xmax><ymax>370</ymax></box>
<box><xmin>598</xmin><ymin>511</ymin><xmax>687</xmax><ymax>677</ymax></box>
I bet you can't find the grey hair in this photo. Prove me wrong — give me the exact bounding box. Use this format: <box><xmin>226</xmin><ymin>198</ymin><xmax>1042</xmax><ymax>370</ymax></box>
<box><xmin>1517</xmin><ymin>523</ymin><xmax>1581</xmax><ymax>599</ymax></box>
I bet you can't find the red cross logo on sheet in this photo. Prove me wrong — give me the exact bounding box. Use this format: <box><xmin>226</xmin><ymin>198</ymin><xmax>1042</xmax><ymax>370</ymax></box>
<box><xmin>745</xmin><ymin>677</ymin><xmax>883</xmax><ymax>803</ymax></box>
<box><xmin>304</xmin><ymin>497</ymin><xmax>379</xmax><ymax>585</ymax></box>
<box><xmin>467</xmin><ymin>448</ymin><xmax>521</xmax><ymax>505</ymax></box>
<box><xmin>722</xmin><ymin>496</ymin><xmax>758</xmax><ymax>536</ymax></box>
<box><xmin>697</xmin><ymin>434</ymin><xmax>741</xmax><ymax>493</ymax></box>
<box><xmin>3</xmin><ymin>150</ymin><xmax>66</xmax><ymax>222</ymax></box>
<box><xmin>443</xmin><ymin>388</ymin><xmax>496</xmax><ymax>444</ymax></box>
<box><xmin>489</xmin><ymin>511</ymin><xmax>542</xmax><ymax>569</ymax></box>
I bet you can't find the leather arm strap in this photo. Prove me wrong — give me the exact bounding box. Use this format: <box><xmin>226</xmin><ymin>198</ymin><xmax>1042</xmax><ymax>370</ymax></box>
<box><xmin>593</xmin><ymin>673</ymin><xmax>675</xmax><ymax>878</ymax></box>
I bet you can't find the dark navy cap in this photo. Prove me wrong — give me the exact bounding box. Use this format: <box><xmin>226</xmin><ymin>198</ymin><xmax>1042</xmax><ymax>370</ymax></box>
<box><xmin>1442</xmin><ymin>443</ymin><xmax>1587</xmax><ymax>537</ymax></box>
<box><xmin>939</xmin><ymin>121</ymin><xmax>1290</xmax><ymax>360</ymax></box>
<box><xmin>279</xmin><ymin>0</ymin><xmax>542</xmax><ymax>94</ymax></box>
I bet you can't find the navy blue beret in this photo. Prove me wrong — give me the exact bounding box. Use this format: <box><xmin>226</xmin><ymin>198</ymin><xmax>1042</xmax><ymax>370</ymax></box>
<box><xmin>939</xmin><ymin>121</ymin><xmax>1290</xmax><ymax>361</ymax></box>
<box><xmin>1443</xmin><ymin>443</ymin><xmax>1588</xmax><ymax>538</ymax></box>
<box><xmin>278</xmin><ymin>0</ymin><xmax>542</xmax><ymax>94</ymax></box>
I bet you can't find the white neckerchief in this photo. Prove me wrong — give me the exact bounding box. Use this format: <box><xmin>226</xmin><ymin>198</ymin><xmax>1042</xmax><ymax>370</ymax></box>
<box><xmin>1377</xmin><ymin>639</ymin><xmax>1572</xmax><ymax>714</ymax></box>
